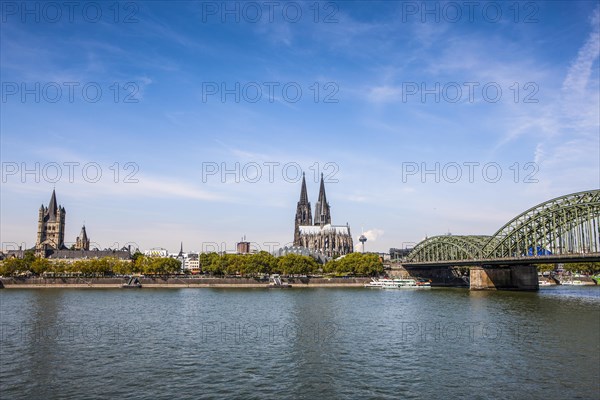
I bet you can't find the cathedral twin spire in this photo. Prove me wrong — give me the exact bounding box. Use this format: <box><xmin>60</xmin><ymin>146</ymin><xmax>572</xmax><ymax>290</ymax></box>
<box><xmin>295</xmin><ymin>172</ymin><xmax>331</xmax><ymax>227</ymax></box>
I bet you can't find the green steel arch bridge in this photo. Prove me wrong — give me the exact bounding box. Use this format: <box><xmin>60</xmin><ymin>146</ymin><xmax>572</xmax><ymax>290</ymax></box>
<box><xmin>403</xmin><ymin>189</ymin><xmax>600</xmax><ymax>267</ymax></box>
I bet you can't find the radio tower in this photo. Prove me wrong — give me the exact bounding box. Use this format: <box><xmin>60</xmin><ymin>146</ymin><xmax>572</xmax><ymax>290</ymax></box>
<box><xmin>359</xmin><ymin>229</ymin><xmax>367</xmax><ymax>253</ymax></box>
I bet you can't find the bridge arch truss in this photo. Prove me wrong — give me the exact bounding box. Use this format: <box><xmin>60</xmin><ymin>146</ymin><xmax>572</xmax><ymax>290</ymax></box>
<box><xmin>405</xmin><ymin>190</ymin><xmax>600</xmax><ymax>263</ymax></box>
<box><xmin>406</xmin><ymin>235</ymin><xmax>492</xmax><ymax>263</ymax></box>
<box><xmin>483</xmin><ymin>190</ymin><xmax>600</xmax><ymax>258</ymax></box>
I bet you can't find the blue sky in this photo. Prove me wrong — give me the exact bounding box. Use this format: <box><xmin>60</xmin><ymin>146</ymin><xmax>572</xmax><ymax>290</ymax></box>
<box><xmin>1</xmin><ymin>1</ymin><xmax>599</xmax><ymax>254</ymax></box>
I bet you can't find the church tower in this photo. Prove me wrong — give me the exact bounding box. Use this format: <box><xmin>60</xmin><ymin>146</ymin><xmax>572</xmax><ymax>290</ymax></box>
<box><xmin>36</xmin><ymin>189</ymin><xmax>66</xmax><ymax>255</ymax></box>
<box><xmin>313</xmin><ymin>173</ymin><xmax>331</xmax><ymax>226</ymax></box>
<box><xmin>294</xmin><ymin>173</ymin><xmax>312</xmax><ymax>245</ymax></box>
<box><xmin>75</xmin><ymin>225</ymin><xmax>90</xmax><ymax>251</ymax></box>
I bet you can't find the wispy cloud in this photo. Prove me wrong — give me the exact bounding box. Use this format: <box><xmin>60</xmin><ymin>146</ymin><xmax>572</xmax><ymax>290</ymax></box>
<box><xmin>562</xmin><ymin>8</ymin><xmax>600</xmax><ymax>96</ymax></box>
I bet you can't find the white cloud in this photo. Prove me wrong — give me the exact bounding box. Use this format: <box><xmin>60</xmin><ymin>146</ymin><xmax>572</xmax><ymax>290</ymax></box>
<box><xmin>562</xmin><ymin>8</ymin><xmax>600</xmax><ymax>96</ymax></box>
<box><xmin>362</xmin><ymin>228</ymin><xmax>385</xmax><ymax>242</ymax></box>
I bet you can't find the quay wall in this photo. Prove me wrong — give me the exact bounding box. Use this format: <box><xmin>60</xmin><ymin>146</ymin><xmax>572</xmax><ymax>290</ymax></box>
<box><xmin>0</xmin><ymin>276</ymin><xmax>371</xmax><ymax>289</ymax></box>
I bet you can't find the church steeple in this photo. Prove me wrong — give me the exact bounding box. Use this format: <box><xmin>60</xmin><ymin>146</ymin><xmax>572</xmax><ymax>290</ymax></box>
<box><xmin>36</xmin><ymin>189</ymin><xmax>66</xmax><ymax>255</ymax></box>
<box><xmin>79</xmin><ymin>225</ymin><xmax>88</xmax><ymax>241</ymax></box>
<box><xmin>299</xmin><ymin>172</ymin><xmax>309</xmax><ymax>204</ymax></box>
<box><xmin>314</xmin><ymin>173</ymin><xmax>331</xmax><ymax>226</ymax></box>
<box><xmin>48</xmin><ymin>189</ymin><xmax>58</xmax><ymax>221</ymax></box>
<box><xmin>293</xmin><ymin>173</ymin><xmax>312</xmax><ymax>245</ymax></box>
<box><xmin>75</xmin><ymin>225</ymin><xmax>90</xmax><ymax>251</ymax></box>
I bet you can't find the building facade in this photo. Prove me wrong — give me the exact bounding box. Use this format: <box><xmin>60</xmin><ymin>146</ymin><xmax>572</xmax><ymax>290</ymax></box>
<box><xmin>36</xmin><ymin>189</ymin><xmax>67</xmax><ymax>254</ymax></box>
<box><xmin>293</xmin><ymin>173</ymin><xmax>353</xmax><ymax>258</ymax></box>
<box><xmin>34</xmin><ymin>190</ymin><xmax>131</xmax><ymax>260</ymax></box>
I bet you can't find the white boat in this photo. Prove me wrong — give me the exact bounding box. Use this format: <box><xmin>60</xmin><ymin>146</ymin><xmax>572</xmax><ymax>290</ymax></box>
<box><xmin>562</xmin><ymin>279</ymin><xmax>584</xmax><ymax>285</ymax></box>
<box><xmin>415</xmin><ymin>279</ymin><xmax>432</xmax><ymax>287</ymax></box>
<box><xmin>539</xmin><ymin>280</ymin><xmax>553</xmax><ymax>286</ymax></box>
<box><xmin>364</xmin><ymin>278</ymin><xmax>431</xmax><ymax>289</ymax></box>
<box><xmin>364</xmin><ymin>278</ymin><xmax>389</xmax><ymax>288</ymax></box>
<box><xmin>382</xmin><ymin>278</ymin><xmax>417</xmax><ymax>289</ymax></box>
<box><xmin>563</xmin><ymin>279</ymin><xmax>584</xmax><ymax>286</ymax></box>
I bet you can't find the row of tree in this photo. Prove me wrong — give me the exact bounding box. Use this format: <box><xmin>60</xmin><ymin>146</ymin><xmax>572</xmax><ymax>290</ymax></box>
<box><xmin>196</xmin><ymin>252</ymin><xmax>383</xmax><ymax>276</ymax></box>
<box><xmin>536</xmin><ymin>262</ymin><xmax>600</xmax><ymax>274</ymax></box>
<box><xmin>322</xmin><ymin>252</ymin><xmax>384</xmax><ymax>276</ymax></box>
<box><xmin>0</xmin><ymin>251</ymin><xmax>385</xmax><ymax>277</ymax></box>
<box><xmin>0</xmin><ymin>252</ymin><xmax>180</xmax><ymax>277</ymax></box>
<box><xmin>198</xmin><ymin>252</ymin><xmax>321</xmax><ymax>276</ymax></box>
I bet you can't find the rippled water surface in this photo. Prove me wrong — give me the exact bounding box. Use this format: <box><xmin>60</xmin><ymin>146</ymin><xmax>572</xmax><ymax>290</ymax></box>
<box><xmin>1</xmin><ymin>286</ymin><xmax>598</xmax><ymax>399</ymax></box>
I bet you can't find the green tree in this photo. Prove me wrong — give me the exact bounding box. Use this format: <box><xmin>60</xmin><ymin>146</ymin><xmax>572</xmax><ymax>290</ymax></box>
<box><xmin>31</xmin><ymin>257</ymin><xmax>52</xmax><ymax>275</ymax></box>
<box><xmin>278</xmin><ymin>254</ymin><xmax>318</xmax><ymax>276</ymax></box>
<box><xmin>23</xmin><ymin>250</ymin><xmax>36</xmax><ymax>269</ymax></box>
<box><xmin>158</xmin><ymin>257</ymin><xmax>182</xmax><ymax>275</ymax></box>
<box><xmin>220</xmin><ymin>254</ymin><xmax>245</xmax><ymax>276</ymax></box>
<box><xmin>535</xmin><ymin>263</ymin><xmax>555</xmax><ymax>273</ymax></box>
<box><xmin>131</xmin><ymin>250</ymin><xmax>143</xmax><ymax>263</ymax></box>
<box><xmin>322</xmin><ymin>259</ymin><xmax>337</xmax><ymax>275</ymax></box>
<box><xmin>112</xmin><ymin>259</ymin><xmax>133</xmax><ymax>275</ymax></box>
<box><xmin>246</xmin><ymin>252</ymin><xmax>277</xmax><ymax>276</ymax></box>
<box><xmin>358</xmin><ymin>253</ymin><xmax>384</xmax><ymax>276</ymax></box>
<box><xmin>563</xmin><ymin>262</ymin><xmax>600</xmax><ymax>274</ymax></box>
<box><xmin>324</xmin><ymin>253</ymin><xmax>383</xmax><ymax>276</ymax></box>
<box><xmin>201</xmin><ymin>253</ymin><xmax>223</xmax><ymax>275</ymax></box>
<box><xmin>0</xmin><ymin>258</ymin><xmax>25</xmax><ymax>276</ymax></box>
<box><xmin>134</xmin><ymin>255</ymin><xmax>153</xmax><ymax>274</ymax></box>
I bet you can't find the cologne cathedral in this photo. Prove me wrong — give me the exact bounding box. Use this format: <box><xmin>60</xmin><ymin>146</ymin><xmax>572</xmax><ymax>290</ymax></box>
<box><xmin>293</xmin><ymin>173</ymin><xmax>353</xmax><ymax>258</ymax></box>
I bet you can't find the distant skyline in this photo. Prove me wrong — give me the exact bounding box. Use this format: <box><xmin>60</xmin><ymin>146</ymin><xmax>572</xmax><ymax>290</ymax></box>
<box><xmin>1</xmin><ymin>1</ymin><xmax>599</xmax><ymax>253</ymax></box>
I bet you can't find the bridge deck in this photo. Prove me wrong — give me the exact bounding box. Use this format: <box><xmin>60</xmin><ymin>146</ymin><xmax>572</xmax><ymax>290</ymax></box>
<box><xmin>401</xmin><ymin>253</ymin><xmax>600</xmax><ymax>268</ymax></box>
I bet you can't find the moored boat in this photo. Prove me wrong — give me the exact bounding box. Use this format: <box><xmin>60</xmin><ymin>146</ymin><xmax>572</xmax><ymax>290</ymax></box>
<box><xmin>364</xmin><ymin>278</ymin><xmax>389</xmax><ymax>288</ymax></box>
<box><xmin>365</xmin><ymin>278</ymin><xmax>430</xmax><ymax>289</ymax></box>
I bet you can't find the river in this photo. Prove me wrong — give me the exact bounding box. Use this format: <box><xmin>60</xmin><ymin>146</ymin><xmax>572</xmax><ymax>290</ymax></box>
<box><xmin>1</xmin><ymin>286</ymin><xmax>598</xmax><ymax>399</ymax></box>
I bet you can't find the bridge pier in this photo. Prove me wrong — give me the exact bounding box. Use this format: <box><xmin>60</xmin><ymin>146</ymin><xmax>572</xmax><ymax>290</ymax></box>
<box><xmin>470</xmin><ymin>265</ymin><xmax>538</xmax><ymax>291</ymax></box>
<box><xmin>399</xmin><ymin>266</ymin><xmax>469</xmax><ymax>287</ymax></box>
